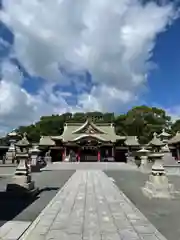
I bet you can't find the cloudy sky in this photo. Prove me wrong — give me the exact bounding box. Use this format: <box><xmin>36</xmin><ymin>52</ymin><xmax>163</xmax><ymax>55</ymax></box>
<box><xmin>0</xmin><ymin>0</ymin><xmax>180</xmax><ymax>133</ymax></box>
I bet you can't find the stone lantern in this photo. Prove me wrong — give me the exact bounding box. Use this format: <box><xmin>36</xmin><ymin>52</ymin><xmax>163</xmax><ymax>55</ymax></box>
<box><xmin>30</xmin><ymin>145</ymin><xmax>41</xmax><ymax>172</ymax></box>
<box><xmin>158</xmin><ymin>129</ymin><xmax>171</xmax><ymax>153</ymax></box>
<box><xmin>142</xmin><ymin>151</ymin><xmax>176</xmax><ymax>199</ymax></box>
<box><xmin>137</xmin><ymin>147</ymin><xmax>150</xmax><ymax>171</ymax></box>
<box><xmin>158</xmin><ymin>129</ymin><xmax>171</xmax><ymax>143</ymax></box>
<box><xmin>6</xmin><ymin>133</ymin><xmax>38</xmax><ymax>196</ymax></box>
<box><xmin>149</xmin><ymin>132</ymin><xmax>166</xmax><ymax>153</ymax></box>
<box><xmin>6</xmin><ymin>130</ymin><xmax>19</xmax><ymax>163</ymax></box>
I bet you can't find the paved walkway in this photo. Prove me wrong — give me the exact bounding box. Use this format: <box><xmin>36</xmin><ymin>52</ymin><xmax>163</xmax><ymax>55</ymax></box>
<box><xmin>20</xmin><ymin>171</ymin><xmax>167</xmax><ymax>240</ymax></box>
<box><xmin>43</xmin><ymin>162</ymin><xmax>138</xmax><ymax>171</ymax></box>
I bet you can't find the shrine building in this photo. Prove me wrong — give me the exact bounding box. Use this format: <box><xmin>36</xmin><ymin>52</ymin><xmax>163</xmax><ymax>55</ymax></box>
<box><xmin>39</xmin><ymin>119</ymin><xmax>140</xmax><ymax>162</ymax></box>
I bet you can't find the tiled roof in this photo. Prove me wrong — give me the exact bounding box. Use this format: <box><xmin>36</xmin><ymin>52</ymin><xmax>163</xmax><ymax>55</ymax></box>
<box><xmin>39</xmin><ymin>136</ymin><xmax>55</xmax><ymax>146</ymax></box>
<box><xmin>168</xmin><ymin>132</ymin><xmax>180</xmax><ymax>144</ymax></box>
<box><xmin>59</xmin><ymin>120</ymin><xmax>125</xmax><ymax>142</ymax></box>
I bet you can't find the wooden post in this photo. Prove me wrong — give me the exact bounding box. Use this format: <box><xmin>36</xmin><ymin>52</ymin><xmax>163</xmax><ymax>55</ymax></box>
<box><xmin>98</xmin><ymin>150</ymin><xmax>101</xmax><ymax>162</ymax></box>
<box><xmin>62</xmin><ymin>147</ymin><xmax>66</xmax><ymax>161</ymax></box>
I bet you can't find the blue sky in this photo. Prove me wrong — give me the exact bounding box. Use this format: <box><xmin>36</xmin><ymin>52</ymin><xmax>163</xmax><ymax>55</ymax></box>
<box><xmin>146</xmin><ymin>16</ymin><xmax>180</xmax><ymax>108</ymax></box>
<box><xmin>0</xmin><ymin>0</ymin><xmax>180</xmax><ymax>131</ymax></box>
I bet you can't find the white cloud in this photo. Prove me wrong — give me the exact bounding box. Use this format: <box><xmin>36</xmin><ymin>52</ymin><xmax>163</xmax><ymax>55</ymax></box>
<box><xmin>0</xmin><ymin>0</ymin><xmax>178</xmax><ymax>132</ymax></box>
<box><xmin>0</xmin><ymin>61</ymin><xmax>75</xmax><ymax>132</ymax></box>
<box><xmin>164</xmin><ymin>106</ymin><xmax>180</xmax><ymax>122</ymax></box>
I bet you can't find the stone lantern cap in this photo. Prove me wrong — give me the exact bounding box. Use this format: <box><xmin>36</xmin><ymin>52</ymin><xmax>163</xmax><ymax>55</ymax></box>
<box><xmin>138</xmin><ymin>147</ymin><xmax>150</xmax><ymax>153</ymax></box>
<box><xmin>16</xmin><ymin>133</ymin><xmax>30</xmax><ymax>147</ymax></box>
<box><xmin>30</xmin><ymin>145</ymin><xmax>40</xmax><ymax>153</ymax></box>
<box><xmin>158</xmin><ymin>129</ymin><xmax>171</xmax><ymax>138</ymax></box>
<box><xmin>149</xmin><ymin>132</ymin><xmax>166</xmax><ymax>147</ymax></box>
<box><xmin>8</xmin><ymin>130</ymin><xmax>18</xmax><ymax>137</ymax></box>
<box><xmin>149</xmin><ymin>152</ymin><xmax>164</xmax><ymax>158</ymax></box>
<box><xmin>137</xmin><ymin>147</ymin><xmax>150</xmax><ymax>156</ymax></box>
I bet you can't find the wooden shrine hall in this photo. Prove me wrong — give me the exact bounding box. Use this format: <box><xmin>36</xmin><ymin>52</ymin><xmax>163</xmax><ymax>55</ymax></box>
<box><xmin>39</xmin><ymin>119</ymin><xmax>140</xmax><ymax>162</ymax></box>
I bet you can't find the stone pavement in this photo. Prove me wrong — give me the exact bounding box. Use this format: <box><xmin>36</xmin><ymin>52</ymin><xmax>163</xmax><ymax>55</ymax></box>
<box><xmin>0</xmin><ymin>221</ymin><xmax>31</xmax><ymax>240</ymax></box>
<box><xmin>43</xmin><ymin>162</ymin><xmax>138</xmax><ymax>171</ymax></box>
<box><xmin>20</xmin><ymin>171</ymin><xmax>167</xmax><ymax>240</ymax></box>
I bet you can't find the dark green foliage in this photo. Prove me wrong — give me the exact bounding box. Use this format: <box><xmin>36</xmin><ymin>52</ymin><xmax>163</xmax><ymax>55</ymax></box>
<box><xmin>13</xmin><ymin>106</ymin><xmax>179</xmax><ymax>144</ymax></box>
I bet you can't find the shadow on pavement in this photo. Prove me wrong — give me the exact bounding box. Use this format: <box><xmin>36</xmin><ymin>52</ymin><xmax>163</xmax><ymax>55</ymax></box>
<box><xmin>0</xmin><ymin>191</ymin><xmax>38</xmax><ymax>223</ymax></box>
<box><xmin>38</xmin><ymin>187</ymin><xmax>59</xmax><ymax>193</ymax></box>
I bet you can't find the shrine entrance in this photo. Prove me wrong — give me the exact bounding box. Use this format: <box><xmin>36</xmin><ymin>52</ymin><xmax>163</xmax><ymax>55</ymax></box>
<box><xmin>76</xmin><ymin>137</ymin><xmax>100</xmax><ymax>162</ymax></box>
<box><xmin>80</xmin><ymin>147</ymin><xmax>98</xmax><ymax>162</ymax></box>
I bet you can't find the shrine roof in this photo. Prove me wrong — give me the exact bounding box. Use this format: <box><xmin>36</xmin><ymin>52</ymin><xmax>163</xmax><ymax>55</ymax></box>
<box><xmin>168</xmin><ymin>132</ymin><xmax>180</xmax><ymax>144</ymax></box>
<box><xmin>39</xmin><ymin>136</ymin><xmax>55</xmax><ymax>146</ymax></box>
<box><xmin>59</xmin><ymin>120</ymin><xmax>125</xmax><ymax>142</ymax></box>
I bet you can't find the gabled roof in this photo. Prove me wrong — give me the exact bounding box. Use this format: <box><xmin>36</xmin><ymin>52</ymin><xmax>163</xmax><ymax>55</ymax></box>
<box><xmin>60</xmin><ymin>121</ymin><xmax>123</xmax><ymax>142</ymax></box>
<box><xmin>72</xmin><ymin>119</ymin><xmax>106</xmax><ymax>134</ymax></box>
<box><xmin>72</xmin><ymin>134</ymin><xmax>106</xmax><ymax>142</ymax></box>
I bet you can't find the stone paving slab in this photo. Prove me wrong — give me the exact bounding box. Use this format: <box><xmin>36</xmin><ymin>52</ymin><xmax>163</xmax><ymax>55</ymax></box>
<box><xmin>0</xmin><ymin>221</ymin><xmax>31</xmax><ymax>240</ymax></box>
<box><xmin>20</xmin><ymin>171</ymin><xmax>167</xmax><ymax>240</ymax></box>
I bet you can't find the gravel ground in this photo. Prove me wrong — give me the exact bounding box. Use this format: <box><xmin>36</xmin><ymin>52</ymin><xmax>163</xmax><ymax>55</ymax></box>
<box><xmin>105</xmin><ymin>170</ymin><xmax>180</xmax><ymax>240</ymax></box>
<box><xmin>0</xmin><ymin>170</ymin><xmax>75</xmax><ymax>227</ymax></box>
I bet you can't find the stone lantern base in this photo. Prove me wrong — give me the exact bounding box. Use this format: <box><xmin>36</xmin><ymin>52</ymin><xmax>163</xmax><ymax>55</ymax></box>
<box><xmin>6</xmin><ymin>158</ymin><xmax>39</xmax><ymax>197</ymax></box>
<box><xmin>6</xmin><ymin>176</ymin><xmax>38</xmax><ymax>197</ymax></box>
<box><xmin>142</xmin><ymin>174</ymin><xmax>175</xmax><ymax>199</ymax></box>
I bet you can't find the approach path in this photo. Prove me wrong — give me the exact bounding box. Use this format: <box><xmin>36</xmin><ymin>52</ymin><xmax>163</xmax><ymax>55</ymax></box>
<box><xmin>20</xmin><ymin>170</ymin><xmax>167</xmax><ymax>240</ymax></box>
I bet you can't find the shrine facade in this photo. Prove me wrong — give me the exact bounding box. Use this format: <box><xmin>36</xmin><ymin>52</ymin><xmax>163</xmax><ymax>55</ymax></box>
<box><xmin>43</xmin><ymin>120</ymin><xmax>140</xmax><ymax>162</ymax></box>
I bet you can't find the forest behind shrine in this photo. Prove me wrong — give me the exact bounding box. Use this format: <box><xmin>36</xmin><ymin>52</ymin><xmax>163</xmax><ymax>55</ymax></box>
<box><xmin>4</xmin><ymin>105</ymin><xmax>180</xmax><ymax>144</ymax></box>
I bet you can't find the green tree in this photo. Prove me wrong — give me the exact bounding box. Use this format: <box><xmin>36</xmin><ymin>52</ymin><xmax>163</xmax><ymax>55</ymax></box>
<box><xmin>15</xmin><ymin>105</ymin><xmax>173</xmax><ymax>144</ymax></box>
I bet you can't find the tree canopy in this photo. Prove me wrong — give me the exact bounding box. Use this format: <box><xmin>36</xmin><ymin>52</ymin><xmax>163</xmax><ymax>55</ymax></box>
<box><xmin>11</xmin><ymin>105</ymin><xmax>178</xmax><ymax>144</ymax></box>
